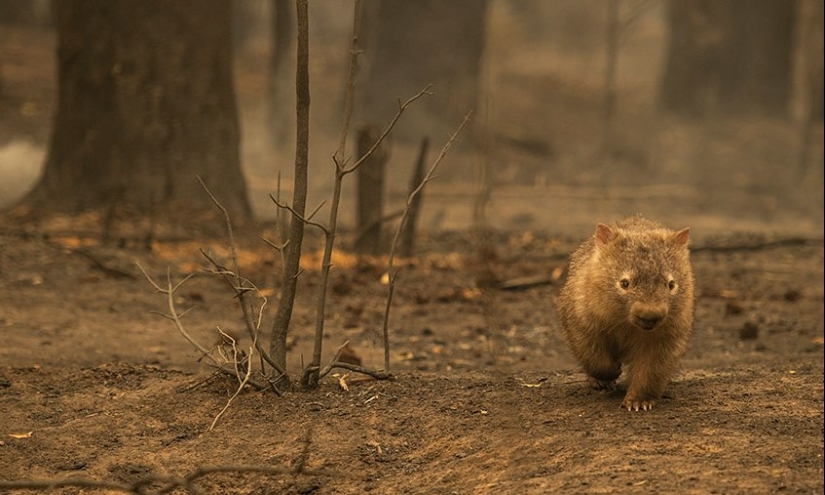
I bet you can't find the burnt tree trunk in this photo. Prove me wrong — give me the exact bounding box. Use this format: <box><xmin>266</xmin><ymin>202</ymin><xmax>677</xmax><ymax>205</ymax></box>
<box><xmin>354</xmin><ymin>125</ymin><xmax>388</xmax><ymax>256</ymax></box>
<box><xmin>24</xmin><ymin>0</ymin><xmax>251</xmax><ymax>219</ymax></box>
<box><xmin>267</xmin><ymin>0</ymin><xmax>293</xmax><ymax>147</ymax></box>
<box><xmin>399</xmin><ymin>136</ymin><xmax>428</xmax><ymax>258</ymax></box>
<box><xmin>356</xmin><ymin>0</ymin><xmax>488</xmax><ymax>141</ymax></box>
<box><xmin>660</xmin><ymin>0</ymin><xmax>795</xmax><ymax>117</ymax></box>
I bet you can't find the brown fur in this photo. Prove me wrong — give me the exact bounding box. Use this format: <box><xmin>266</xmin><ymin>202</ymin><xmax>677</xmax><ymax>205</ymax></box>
<box><xmin>556</xmin><ymin>216</ymin><xmax>695</xmax><ymax>411</ymax></box>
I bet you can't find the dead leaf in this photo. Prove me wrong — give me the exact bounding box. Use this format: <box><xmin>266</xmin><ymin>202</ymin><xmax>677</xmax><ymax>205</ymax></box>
<box><xmin>366</xmin><ymin>440</ymin><xmax>383</xmax><ymax>455</ymax></box>
<box><xmin>338</xmin><ymin>373</ymin><xmax>350</xmax><ymax>391</ymax></box>
<box><xmin>9</xmin><ymin>431</ymin><xmax>33</xmax><ymax>439</ymax></box>
<box><xmin>516</xmin><ymin>377</ymin><xmax>547</xmax><ymax>388</ymax></box>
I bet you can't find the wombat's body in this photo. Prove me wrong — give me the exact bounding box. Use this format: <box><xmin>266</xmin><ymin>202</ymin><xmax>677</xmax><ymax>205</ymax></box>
<box><xmin>556</xmin><ymin>216</ymin><xmax>694</xmax><ymax>411</ymax></box>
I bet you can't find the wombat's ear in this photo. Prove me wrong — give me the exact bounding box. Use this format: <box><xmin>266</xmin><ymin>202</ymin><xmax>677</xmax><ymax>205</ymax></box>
<box><xmin>595</xmin><ymin>223</ymin><xmax>617</xmax><ymax>245</ymax></box>
<box><xmin>674</xmin><ymin>227</ymin><xmax>690</xmax><ymax>246</ymax></box>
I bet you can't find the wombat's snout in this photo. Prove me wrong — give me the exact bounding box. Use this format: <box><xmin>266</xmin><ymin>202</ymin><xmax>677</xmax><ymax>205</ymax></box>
<box><xmin>631</xmin><ymin>303</ymin><xmax>668</xmax><ymax>330</ymax></box>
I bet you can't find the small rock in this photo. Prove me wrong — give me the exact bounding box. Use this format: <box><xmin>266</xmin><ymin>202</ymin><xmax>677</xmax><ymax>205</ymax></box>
<box><xmin>724</xmin><ymin>300</ymin><xmax>744</xmax><ymax>316</ymax></box>
<box><xmin>739</xmin><ymin>322</ymin><xmax>759</xmax><ymax>340</ymax></box>
<box><xmin>783</xmin><ymin>289</ymin><xmax>802</xmax><ymax>302</ymax></box>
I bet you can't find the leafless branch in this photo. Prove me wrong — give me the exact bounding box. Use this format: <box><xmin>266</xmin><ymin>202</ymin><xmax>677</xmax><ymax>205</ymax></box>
<box><xmin>334</xmin><ymin>0</ymin><xmax>363</xmax><ymax>164</ymax></box>
<box><xmin>259</xmin><ymin>234</ymin><xmax>289</xmax><ymax>253</ymax></box>
<box><xmin>301</xmin><ymin>341</ymin><xmax>393</xmax><ymax>384</ymax></box>
<box><xmin>269</xmin><ymin>195</ymin><xmax>328</xmax><ymax>232</ymax></box>
<box><xmin>136</xmin><ymin>263</ymin><xmax>269</xmax><ymax>391</ymax></box>
<box><xmin>137</xmin><ymin>264</ymin><xmax>210</xmax><ymax>356</ymax></box>
<box><xmin>196</xmin><ymin>176</ymin><xmax>283</xmax><ymax>378</ymax></box>
<box><xmin>380</xmin><ymin>112</ymin><xmax>473</xmax><ymax>372</ymax></box>
<box><xmin>209</xmin><ymin>331</ymin><xmax>256</xmax><ymax>431</ymax></box>
<box><xmin>340</xmin><ymin>85</ymin><xmax>432</xmax><ymax>176</ymax></box>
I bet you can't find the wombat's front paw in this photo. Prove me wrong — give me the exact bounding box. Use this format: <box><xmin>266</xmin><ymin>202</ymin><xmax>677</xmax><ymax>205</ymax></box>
<box><xmin>621</xmin><ymin>396</ymin><xmax>656</xmax><ymax>411</ymax></box>
<box><xmin>588</xmin><ymin>376</ymin><xmax>617</xmax><ymax>391</ymax></box>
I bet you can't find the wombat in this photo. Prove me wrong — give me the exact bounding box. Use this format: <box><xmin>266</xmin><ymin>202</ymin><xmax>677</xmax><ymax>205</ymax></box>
<box><xmin>556</xmin><ymin>216</ymin><xmax>694</xmax><ymax>411</ymax></box>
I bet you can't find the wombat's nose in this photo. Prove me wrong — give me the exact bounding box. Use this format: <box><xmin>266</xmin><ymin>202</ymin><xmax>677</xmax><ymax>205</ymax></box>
<box><xmin>636</xmin><ymin>315</ymin><xmax>661</xmax><ymax>329</ymax></box>
<box><xmin>631</xmin><ymin>303</ymin><xmax>668</xmax><ymax>330</ymax></box>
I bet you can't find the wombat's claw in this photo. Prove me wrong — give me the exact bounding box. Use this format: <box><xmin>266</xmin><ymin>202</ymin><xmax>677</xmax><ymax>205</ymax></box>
<box><xmin>621</xmin><ymin>398</ymin><xmax>655</xmax><ymax>411</ymax></box>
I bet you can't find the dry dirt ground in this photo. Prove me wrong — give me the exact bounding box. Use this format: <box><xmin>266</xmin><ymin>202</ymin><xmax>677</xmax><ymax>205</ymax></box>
<box><xmin>0</xmin><ymin>224</ymin><xmax>823</xmax><ymax>495</ymax></box>
<box><xmin>1</xmin><ymin>12</ymin><xmax>824</xmax><ymax>495</ymax></box>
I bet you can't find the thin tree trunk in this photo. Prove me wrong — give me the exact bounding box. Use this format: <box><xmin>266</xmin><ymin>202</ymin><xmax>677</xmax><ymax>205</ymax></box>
<box><xmin>269</xmin><ymin>0</ymin><xmax>309</xmax><ymax>388</ymax></box>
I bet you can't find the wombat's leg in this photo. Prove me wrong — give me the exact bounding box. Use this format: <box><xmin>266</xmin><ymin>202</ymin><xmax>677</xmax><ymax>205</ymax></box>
<box><xmin>621</xmin><ymin>357</ymin><xmax>675</xmax><ymax>411</ymax></box>
<box><xmin>581</xmin><ymin>352</ymin><xmax>622</xmax><ymax>391</ymax></box>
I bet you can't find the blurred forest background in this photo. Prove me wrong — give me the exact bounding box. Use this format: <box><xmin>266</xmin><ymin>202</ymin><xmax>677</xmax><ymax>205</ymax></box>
<box><xmin>0</xmin><ymin>0</ymin><xmax>822</xmax><ymax>241</ymax></box>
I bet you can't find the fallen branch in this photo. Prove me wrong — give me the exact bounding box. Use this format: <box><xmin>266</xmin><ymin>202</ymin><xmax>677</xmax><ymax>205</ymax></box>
<box><xmin>0</xmin><ymin>464</ymin><xmax>342</xmax><ymax>494</ymax></box>
<box><xmin>691</xmin><ymin>237</ymin><xmax>824</xmax><ymax>253</ymax></box>
<box><xmin>316</xmin><ymin>341</ymin><xmax>392</xmax><ymax>381</ymax></box>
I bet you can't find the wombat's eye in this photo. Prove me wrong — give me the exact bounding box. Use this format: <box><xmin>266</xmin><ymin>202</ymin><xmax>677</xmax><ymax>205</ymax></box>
<box><xmin>668</xmin><ymin>280</ymin><xmax>677</xmax><ymax>291</ymax></box>
<box><xmin>619</xmin><ymin>278</ymin><xmax>631</xmax><ymax>289</ymax></box>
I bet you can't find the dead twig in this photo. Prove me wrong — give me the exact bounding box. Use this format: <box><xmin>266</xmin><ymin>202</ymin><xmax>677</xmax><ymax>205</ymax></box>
<box><xmin>136</xmin><ymin>263</ymin><xmax>268</xmax><ymax>391</ymax></box>
<box><xmin>195</xmin><ymin>177</ymin><xmax>285</xmax><ymax>391</ymax></box>
<box><xmin>269</xmin><ymin>196</ymin><xmax>328</xmax><ymax>232</ymax></box>
<box><xmin>380</xmin><ymin>112</ymin><xmax>473</xmax><ymax>373</ymax></box>
<box><xmin>197</xmin><ymin>177</ymin><xmax>266</xmax><ymax>343</ymax></box>
<box><xmin>208</xmin><ymin>330</ymin><xmax>256</xmax><ymax>431</ymax></box>
<box><xmin>198</xmin><ymin>250</ymin><xmax>284</xmax><ymax>382</ymax></box>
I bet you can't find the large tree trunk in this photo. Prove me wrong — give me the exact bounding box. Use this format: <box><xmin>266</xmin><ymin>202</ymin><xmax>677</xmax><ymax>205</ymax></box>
<box><xmin>356</xmin><ymin>0</ymin><xmax>488</xmax><ymax>141</ymax></box>
<box><xmin>267</xmin><ymin>0</ymin><xmax>293</xmax><ymax>147</ymax></box>
<box><xmin>660</xmin><ymin>0</ymin><xmax>795</xmax><ymax>118</ymax></box>
<box><xmin>24</xmin><ymin>0</ymin><xmax>251</xmax><ymax>220</ymax></box>
<box><xmin>792</xmin><ymin>0</ymin><xmax>824</xmax><ymax>123</ymax></box>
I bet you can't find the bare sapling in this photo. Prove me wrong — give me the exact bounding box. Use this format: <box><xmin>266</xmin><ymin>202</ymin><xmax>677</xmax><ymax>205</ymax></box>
<box><xmin>381</xmin><ymin>112</ymin><xmax>473</xmax><ymax>373</ymax></box>
<box><xmin>138</xmin><ymin>176</ymin><xmax>283</xmax><ymax>427</ymax></box>
<box><xmin>299</xmin><ymin>86</ymin><xmax>432</xmax><ymax>387</ymax></box>
<box><xmin>136</xmin><ymin>265</ymin><xmax>268</xmax><ymax>393</ymax></box>
<box><xmin>269</xmin><ymin>0</ymin><xmax>311</xmax><ymax>388</ymax></box>
<box><xmin>258</xmin><ymin>0</ymin><xmax>431</xmax><ymax>388</ymax></box>
<box><xmin>196</xmin><ymin>177</ymin><xmax>285</xmax><ymax>384</ymax></box>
